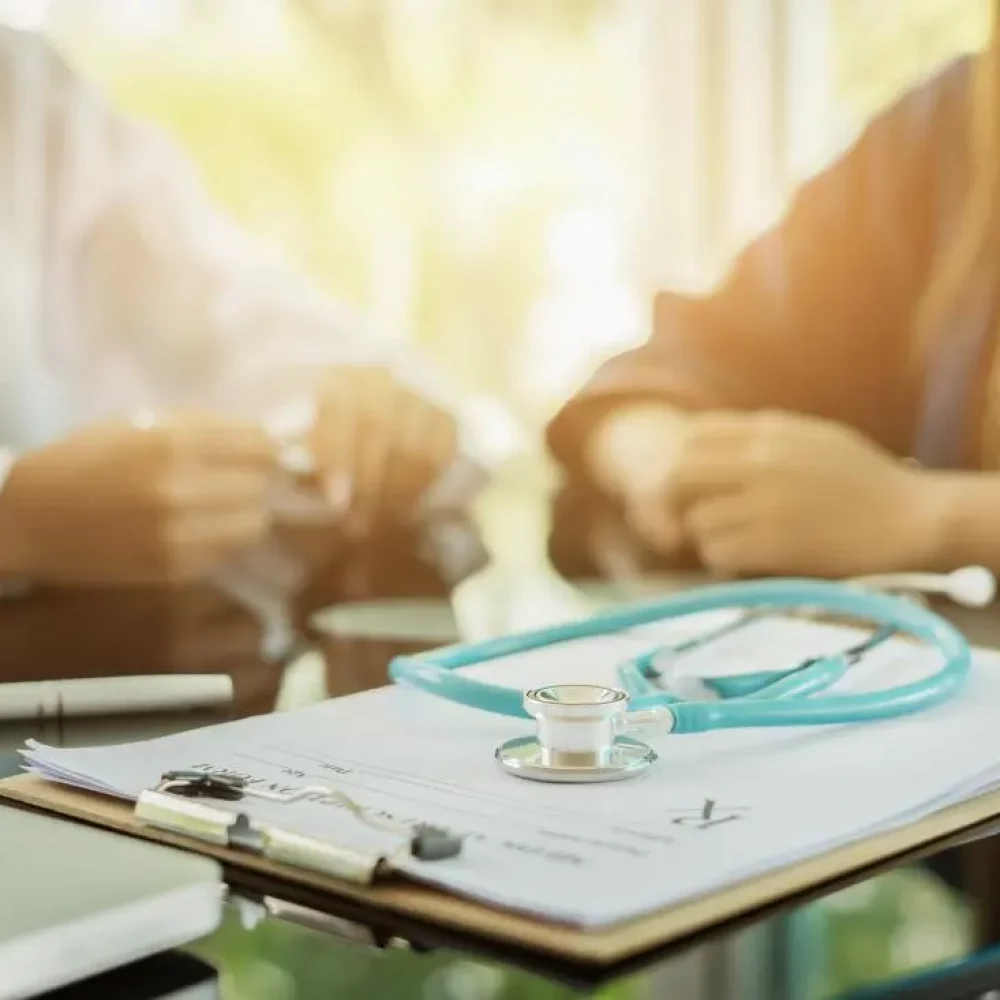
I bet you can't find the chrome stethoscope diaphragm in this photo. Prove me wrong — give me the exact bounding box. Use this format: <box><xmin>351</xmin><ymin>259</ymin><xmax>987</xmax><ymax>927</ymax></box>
<box><xmin>495</xmin><ymin>684</ymin><xmax>660</xmax><ymax>783</ymax></box>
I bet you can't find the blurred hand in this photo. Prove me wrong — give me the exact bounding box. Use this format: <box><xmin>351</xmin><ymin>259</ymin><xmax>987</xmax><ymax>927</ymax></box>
<box><xmin>310</xmin><ymin>365</ymin><xmax>458</xmax><ymax>532</ymax></box>
<box><xmin>0</xmin><ymin>415</ymin><xmax>274</xmax><ymax>585</ymax></box>
<box><xmin>664</xmin><ymin>411</ymin><xmax>934</xmax><ymax>578</ymax></box>
<box><xmin>588</xmin><ymin>403</ymin><xmax>694</xmax><ymax>557</ymax></box>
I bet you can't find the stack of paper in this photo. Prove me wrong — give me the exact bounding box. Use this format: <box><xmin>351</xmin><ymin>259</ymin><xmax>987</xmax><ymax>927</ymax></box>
<box><xmin>18</xmin><ymin>614</ymin><xmax>1000</xmax><ymax>928</ymax></box>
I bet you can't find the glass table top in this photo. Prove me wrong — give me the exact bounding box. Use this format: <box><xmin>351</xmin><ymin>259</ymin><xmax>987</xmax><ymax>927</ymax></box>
<box><xmin>2</xmin><ymin>469</ymin><xmax>999</xmax><ymax>1000</ymax></box>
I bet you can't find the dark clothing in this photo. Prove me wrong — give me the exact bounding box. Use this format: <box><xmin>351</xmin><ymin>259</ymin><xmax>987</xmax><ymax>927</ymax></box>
<box><xmin>546</xmin><ymin>59</ymin><xmax>981</xmax><ymax>579</ymax></box>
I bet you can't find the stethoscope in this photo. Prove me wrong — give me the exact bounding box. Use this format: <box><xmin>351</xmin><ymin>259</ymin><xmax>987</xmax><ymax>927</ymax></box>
<box><xmin>389</xmin><ymin>567</ymin><xmax>997</xmax><ymax>783</ymax></box>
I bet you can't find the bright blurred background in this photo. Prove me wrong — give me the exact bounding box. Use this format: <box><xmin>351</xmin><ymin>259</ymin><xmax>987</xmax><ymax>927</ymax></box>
<box><xmin>0</xmin><ymin>1</ymin><xmax>991</xmax><ymax>997</ymax></box>
<box><xmin>9</xmin><ymin>0</ymin><xmax>991</xmax><ymax>429</ymax></box>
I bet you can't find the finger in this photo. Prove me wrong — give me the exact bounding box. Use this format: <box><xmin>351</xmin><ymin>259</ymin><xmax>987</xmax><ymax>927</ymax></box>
<box><xmin>688</xmin><ymin>505</ymin><xmax>783</xmax><ymax>578</ymax></box>
<box><xmin>165</xmin><ymin>470</ymin><xmax>269</xmax><ymax>510</ymax></box>
<box><xmin>352</xmin><ymin>370</ymin><xmax>397</xmax><ymax>520</ymax></box>
<box><xmin>668</xmin><ymin>451</ymin><xmax>753</xmax><ymax>503</ymax></box>
<box><xmin>673</xmin><ymin>411</ymin><xmax>784</xmax><ymax>472</ymax></box>
<box><xmin>681</xmin><ymin>411</ymin><xmax>761</xmax><ymax>447</ymax></box>
<box><xmin>626</xmin><ymin>496</ymin><xmax>686</xmax><ymax>554</ymax></box>
<box><xmin>420</xmin><ymin>407</ymin><xmax>459</xmax><ymax>490</ymax></box>
<box><xmin>315</xmin><ymin>367</ymin><xmax>395</xmax><ymax>526</ymax></box>
<box><xmin>312</xmin><ymin>370</ymin><xmax>361</xmax><ymax>483</ymax></box>
<box><xmin>664</xmin><ymin>422</ymin><xmax>761</xmax><ymax>502</ymax></box>
<box><xmin>680</xmin><ymin>493</ymin><xmax>762</xmax><ymax>577</ymax></box>
<box><xmin>693</xmin><ymin>527</ymin><xmax>757</xmax><ymax>578</ymax></box>
<box><xmin>160</xmin><ymin>418</ymin><xmax>275</xmax><ymax>468</ymax></box>
<box><xmin>682</xmin><ymin>492</ymin><xmax>752</xmax><ymax>539</ymax></box>
<box><xmin>374</xmin><ymin>391</ymin><xmax>421</xmax><ymax>511</ymax></box>
<box><xmin>382</xmin><ymin>396</ymin><xmax>457</xmax><ymax>509</ymax></box>
<box><xmin>671</xmin><ymin>411</ymin><xmax>809</xmax><ymax>505</ymax></box>
<box><xmin>169</xmin><ymin>509</ymin><xmax>273</xmax><ymax>580</ymax></box>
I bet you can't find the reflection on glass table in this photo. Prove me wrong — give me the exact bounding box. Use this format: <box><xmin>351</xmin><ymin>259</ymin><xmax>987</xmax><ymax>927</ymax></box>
<box><xmin>179</xmin><ymin>869</ymin><xmax>974</xmax><ymax>1000</ymax></box>
<box><xmin>0</xmin><ymin>561</ymin><xmax>991</xmax><ymax>999</ymax></box>
<box><xmin>189</xmin><ymin>896</ymin><xmax>644</xmax><ymax>1000</ymax></box>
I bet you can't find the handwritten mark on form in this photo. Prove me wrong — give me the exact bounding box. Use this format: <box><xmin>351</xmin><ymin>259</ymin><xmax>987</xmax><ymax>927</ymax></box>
<box><xmin>668</xmin><ymin>798</ymin><xmax>750</xmax><ymax>830</ymax></box>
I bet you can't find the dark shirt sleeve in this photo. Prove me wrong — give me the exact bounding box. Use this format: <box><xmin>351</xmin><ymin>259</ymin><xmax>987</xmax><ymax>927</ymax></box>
<box><xmin>546</xmin><ymin>59</ymin><xmax>970</xmax><ymax>579</ymax></box>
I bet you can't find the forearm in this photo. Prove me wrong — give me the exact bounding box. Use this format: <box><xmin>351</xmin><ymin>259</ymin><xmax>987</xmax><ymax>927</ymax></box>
<box><xmin>0</xmin><ymin>451</ymin><xmax>34</xmax><ymax>592</ymax></box>
<box><xmin>0</xmin><ymin>528</ymin><xmax>22</xmax><ymax>581</ymax></box>
<box><xmin>0</xmin><ymin>448</ymin><xmax>24</xmax><ymax>579</ymax></box>
<box><xmin>921</xmin><ymin>472</ymin><xmax>1000</xmax><ymax>573</ymax></box>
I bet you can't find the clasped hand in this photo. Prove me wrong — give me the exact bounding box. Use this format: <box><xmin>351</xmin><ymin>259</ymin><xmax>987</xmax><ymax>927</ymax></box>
<box><xmin>0</xmin><ymin>367</ymin><xmax>458</xmax><ymax>586</ymax></box>
<box><xmin>610</xmin><ymin>409</ymin><xmax>938</xmax><ymax>578</ymax></box>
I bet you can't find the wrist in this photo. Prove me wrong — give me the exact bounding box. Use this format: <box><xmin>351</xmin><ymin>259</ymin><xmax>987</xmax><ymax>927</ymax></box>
<box><xmin>908</xmin><ymin>470</ymin><xmax>997</xmax><ymax>572</ymax></box>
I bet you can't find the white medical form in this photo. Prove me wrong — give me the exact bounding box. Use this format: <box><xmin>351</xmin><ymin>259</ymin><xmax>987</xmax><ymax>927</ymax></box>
<box><xmin>20</xmin><ymin>616</ymin><xmax>1000</xmax><ymax>928</ymax></box>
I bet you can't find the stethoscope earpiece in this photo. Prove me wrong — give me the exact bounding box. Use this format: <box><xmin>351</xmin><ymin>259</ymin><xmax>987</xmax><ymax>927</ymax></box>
<box><xmin>942</xmin><ymin>565</ymin><xmax>996</xmax><ymax>608</ymax></box>
<box><xmin>850</xmin><ymin>566</ymin><xmax>997</xmax><ymax>609</ymax></box>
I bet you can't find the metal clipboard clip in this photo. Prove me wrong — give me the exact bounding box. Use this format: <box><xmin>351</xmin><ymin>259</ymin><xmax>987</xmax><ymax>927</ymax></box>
<box><xmin>134</xmin><ymin>770</ymin><xmax>463</xmax><ymax>886</ymax></box>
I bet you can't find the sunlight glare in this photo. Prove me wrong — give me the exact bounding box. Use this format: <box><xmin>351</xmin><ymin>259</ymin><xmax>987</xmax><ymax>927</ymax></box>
<box><xmin>0</xmin><ymin>0</ymin><xmax>49</xmax><ymax>30</ymax></box>
<box><xmin>545</xmin><ymin>207</ymin><xmax>621</xmax><ymax>283</ymax></box>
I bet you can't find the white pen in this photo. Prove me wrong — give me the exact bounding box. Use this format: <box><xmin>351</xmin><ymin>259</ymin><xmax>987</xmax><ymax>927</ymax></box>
<box><xmin>0</xmin><ymin>674</ymin><xmax>233</xmax><ymax>720</ymax></box>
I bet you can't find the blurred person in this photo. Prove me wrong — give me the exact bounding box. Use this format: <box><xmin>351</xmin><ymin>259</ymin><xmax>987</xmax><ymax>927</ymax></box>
<box><xmin>0</xmin><ymin>27</ymin><xmax>487</xmax><ymax>625</ymax></box>
<box><xmin>546</xmin><ymin>4</ymin><xmax>1000</xmax><ymax>585</ymax></box>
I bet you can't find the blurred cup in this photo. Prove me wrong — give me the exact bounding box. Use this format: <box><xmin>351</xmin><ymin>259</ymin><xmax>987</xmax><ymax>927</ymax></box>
<box><xmin>309</xmin><ymin>598</ymin><xmax>459</xmax><ymax>697</ymax></box>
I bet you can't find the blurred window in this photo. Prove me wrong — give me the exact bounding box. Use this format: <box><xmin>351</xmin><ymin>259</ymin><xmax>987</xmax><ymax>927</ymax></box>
<box><xmin>832</xmin><ymin>0</ymin><xmax>989</xmax><ymax>146</ymax></box>
<box><xmin>9</xmin><ymin>0</ymin><xmax>991</xmax><ymax>424</ymax></box>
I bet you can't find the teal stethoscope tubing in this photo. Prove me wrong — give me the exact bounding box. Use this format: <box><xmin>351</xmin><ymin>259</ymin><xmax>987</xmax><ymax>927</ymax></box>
<box><xmin>388</xmin><ymin>578</ymin><xmax>971</xmax><ymax>735</ymax></box>
<box><xmin>622</xmin><ymin>618</ymin><xmax>896</xmax><ymax>702</ymax></box>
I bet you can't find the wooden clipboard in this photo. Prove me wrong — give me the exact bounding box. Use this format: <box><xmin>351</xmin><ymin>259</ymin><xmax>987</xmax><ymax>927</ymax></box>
<box><xmin>2</xmin><ymin>772</ymin><xmax>999</xmax><ymax>966</ymax></box>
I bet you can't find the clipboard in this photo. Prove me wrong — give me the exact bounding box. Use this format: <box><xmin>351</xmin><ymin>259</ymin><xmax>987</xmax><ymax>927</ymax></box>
<box><xmin>3</xmin><ymin>771</ymin><xmax>1000</xmax><ymax>966</ymax></box>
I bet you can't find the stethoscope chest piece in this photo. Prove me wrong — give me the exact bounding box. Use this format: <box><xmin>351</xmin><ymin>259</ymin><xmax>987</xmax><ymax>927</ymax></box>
<box><xmin>495</xmin><ymin>684</ymin><xmax>657</xmax><ymax>783</ymax></box>
<box><xmin>495</xmin><ymin>733</ymin><xmax>656</xmax><ymax>783</ymax></box>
